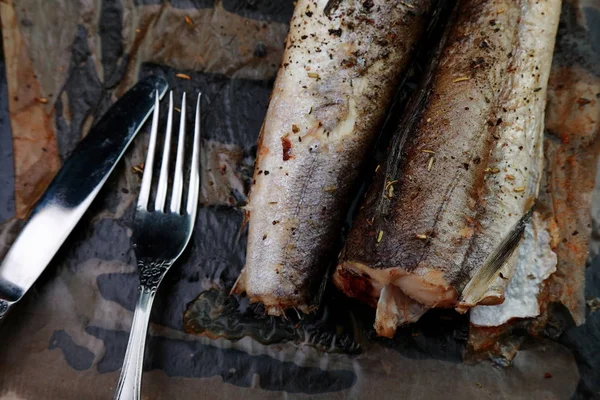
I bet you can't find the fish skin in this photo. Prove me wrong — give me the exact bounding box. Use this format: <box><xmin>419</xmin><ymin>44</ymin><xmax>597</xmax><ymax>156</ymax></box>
<box><xmin>467</xmin><ymin>0</ymin><xmax>599</xmax><ymax>362</ymax></box>
<box><xmin>336</xmin><ymin>0</ymin><xmax>561</xmax><ymax>336</ymax></box>
<box><xmin>234</xmin><ymin>0</ymin><xmax>437</xmax><ymax>315</ymax></box>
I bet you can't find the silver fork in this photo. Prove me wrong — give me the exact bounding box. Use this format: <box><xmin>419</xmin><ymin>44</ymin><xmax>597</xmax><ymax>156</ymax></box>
<box><xmin>114</xmin><ymin>91</ymin><xmax>201</xmax><ymax>400</ymax></box>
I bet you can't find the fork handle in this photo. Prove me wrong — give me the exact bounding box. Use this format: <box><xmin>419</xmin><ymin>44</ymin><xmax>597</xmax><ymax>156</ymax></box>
<box><xmin>114</xmin><ymin>286</ymin><xmax>156</xmax><ymax>400</ymax></box>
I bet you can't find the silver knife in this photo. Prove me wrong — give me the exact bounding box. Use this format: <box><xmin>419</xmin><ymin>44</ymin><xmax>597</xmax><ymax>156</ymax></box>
<box><xmin>0</xmin><ymin>76</ymin><xmax>168</xmax><ymax>322</ymax></box>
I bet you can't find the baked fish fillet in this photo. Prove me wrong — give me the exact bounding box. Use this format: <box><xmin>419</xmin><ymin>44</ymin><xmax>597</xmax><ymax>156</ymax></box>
<box><xmin>335</xmin><ymin>0</ymin><xmax>561</xmax><ymax>337</ymax></box>
<box><xmin>233</xmin><ymin>0</ymin><xmax>438</xmax><ymax>315</ymax></box>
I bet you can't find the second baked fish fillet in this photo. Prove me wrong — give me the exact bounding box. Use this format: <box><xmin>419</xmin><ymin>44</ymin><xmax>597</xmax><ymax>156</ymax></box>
<box><xmin>335</xmin><ymin>0</ymin><xmax>561</xmax><ymax>336</ymax></box>
<box><xmin>233</xmin><ymin>0</ymin><xmax>438</xmax><ymax>315</ymax></box>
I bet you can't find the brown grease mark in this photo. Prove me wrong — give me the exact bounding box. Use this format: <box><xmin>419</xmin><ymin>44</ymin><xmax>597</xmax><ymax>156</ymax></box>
<box><xmin>2</xmin><ymin>2</ymin><xmax>60</xmax><ymax>217</ymax></box>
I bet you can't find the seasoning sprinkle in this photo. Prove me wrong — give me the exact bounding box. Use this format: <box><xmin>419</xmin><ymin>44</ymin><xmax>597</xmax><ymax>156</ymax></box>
<box><xmin>292</xmin><ymin>124</ymin><xmax>300</xmax><ymax>133</ymax></box>
<box><xmin>400</xmin><ymin>1</ymin><xmax>414</xmax><ymax>8</ymax></box>
<box><xmin>514</xmin><ymin>186</ymin><xmax>525</xmax><ymax>192</ymax></box>
<box><xmin>176</xmin><ymin>73</ymin><xmax>191</xmax><ymax>80</ymax></box>
<box><xmin>37</xmin><ymin>97</ymin><xmax>48</xmax><ymax>104</ymax></box>
<box><xmin>385</xmin><ymin>180</ymin><xmax>398</xmax><ymax>190</ymax></box>
<box><xmin>453</xmin><ymin>76</ymin><xmax>470</xmax><ymax>83</ymax></box>
<box><xmin>505</xmin><ymin>174</ymin><xmax>515</xmax><ymax>180</ymax></box>
<box><xmin>184</xmin><ymin>16</ymin><xmax>193</xmax><ymax>25</ymax></box>
<box><xmin>416</xmin><ymin>234</ymin><xmax>428</xmax><ymax>240</ymax></box>
<box><xmin>307</xmin><ymin>72</ymin><xmax>320</xmax><ymax>79</ymax></box>
<box><xmin>376</xmin><ymin>230</ymin><xmax>384</xmax><ymax>243</ymax></box>
<box><xmin>427</xmin><ymin>156</ymin><xmax>435</xmax><ymax>171</ymax></box>
<box><xmin>375</xmin><ymin>164</ymin><xmax>381</xmax><ymax>173</ymax></box>
<box><xmin>323</xmin><ymin>185</ymin><xmax>337</xmax><ymax>192</ymax></box>
<box><xmin>174</xmin><ymin>107</ymin><xmax>181</xmax><ymax>112</ymax></box>
<box><xmin>485</xmin><ymin>167</ymin><xmax>500</xmax><ymax>174</ymax></box>
<box><xmin>421</xmin><ymin>149</ymin><xmax>435</xmax><ymax>154</ymax></box>
<box><xmin>132</xmin><ymin>163</ymin><xmax>144</xmax><ymax>174</ymax></box>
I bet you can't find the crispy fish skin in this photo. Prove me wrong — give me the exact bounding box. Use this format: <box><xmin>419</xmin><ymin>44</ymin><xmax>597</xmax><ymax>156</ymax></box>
<box><xmin>336</xmin><ymin>0</ymin><xmax>561</xmax><ymax>335</ymax></box>
<box><xmin>233</xmin><ymin>0</ymin><xmax>437</xmax><ymax>315</ymax></box>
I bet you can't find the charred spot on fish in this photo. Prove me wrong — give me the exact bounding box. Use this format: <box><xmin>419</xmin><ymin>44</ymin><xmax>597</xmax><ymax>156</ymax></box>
<box><xmin>305</xmin><ymin>10</ymin><xmax>313</xmax><ymax>17</ymax></box>
<box><xmin>264</xmin><ymin>171</ymin><xmax>270</xmax><ymax>175</ymax></box>
<box><xmin>341</xmin><ymin>58</ymin><xmax>356</xmax><ymax>68</ymax></box>
<box><xmin>362</xmin><ymin>0</ymin><xmax>374</xmax><ymax>11</ymax></box>
<box><xmin>309</xmin><ymin>144</ymin><xmax>319</xmax><ymax>153</ymax></box>
<box><xmin>463</xmin><ymin>163</ymin><xmax>470</xmax><ymax>170</ymax></box>
<box><xmin>281</xmin><ymin>137</ymin><xmax>292</xmax><ymax>161</ymax></box>
<box><xmin>328</xmin><ymin>28</ymin><xmax>343</xmax><ymax>36</ymax></box>
<box><xmin>471</xmin><ymin>57</ymin><xmax>486</xmax><ymax>69</ymax></box>
<box><xmin>473</xmin><ymin>156</ymin><xmax>481</xmax><ymax>164</ymax></box>
<box><xmin>272</xmin><ymin>220</ymin><xmax>279</xmax><ymax>225</ymax></box>
<box><xmin>324</xmin><ymin>0</ymin><xmax>342</xmax><ymax>18</ymax></box>
<box><xmin>262</xmin><ymin>234</ymin><xmax>267</xmax><ymax>240</ymax></box>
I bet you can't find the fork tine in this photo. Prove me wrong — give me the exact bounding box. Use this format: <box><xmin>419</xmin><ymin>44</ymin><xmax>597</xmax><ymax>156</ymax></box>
<box><xmin>155</xmin><ymin>91</ymin><xmax>174</xmax><ymax>212</ymax></box>
<box><xmin>137</xmin><ymin>90</ymin><xmax>161</xmax><ymax>211</ymax></box>
<box><xmin>186</xmin><ymin>93</ymin><xmax>202</xmax><ymax>215</ymax></box>
<box><xmin>170</xmin><ymin>93</ymin><xmax>187</xmax><ymax>213</ymax></box>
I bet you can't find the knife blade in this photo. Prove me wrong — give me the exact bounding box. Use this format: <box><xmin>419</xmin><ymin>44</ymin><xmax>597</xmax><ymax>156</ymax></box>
<box><xmin>0</xmin><ymin>75</ymin><xmax>168</xmax><ymax>322</ymax></box>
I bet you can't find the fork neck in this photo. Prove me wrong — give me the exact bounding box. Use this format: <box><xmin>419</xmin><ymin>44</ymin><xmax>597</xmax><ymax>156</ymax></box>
<box><xmin>138</xmin><ymin>259</ymin><xmax>172</xmax><ymax>291</ymax></box>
